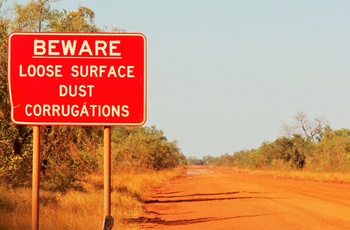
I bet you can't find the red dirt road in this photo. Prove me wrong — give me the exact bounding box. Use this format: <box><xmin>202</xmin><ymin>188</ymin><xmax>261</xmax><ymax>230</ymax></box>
<box><xmin>138</xmin><ymin>166</ymin><xmax>350</xmax><ymax>230</ymax></box>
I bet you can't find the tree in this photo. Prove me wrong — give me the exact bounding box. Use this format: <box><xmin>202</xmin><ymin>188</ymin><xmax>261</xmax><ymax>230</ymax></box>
<box><xmin>308</xmin><ymin>128</ymin><xmax>350</xmax><ymax>171</ymax></box>
<box><xmin>281</xmin><ymin>112</ymin><xmax>329</xmax><ymax>142</ymax></box>
<box><xmin>0</xmin><ymin>1</ymin><xmax>103</xmax><ymax>190</ymax></box>
<box><xmin>202</xmin><ymin>155</ymin><xmax>216</xmax><ymax>165</ymax></box>
<box><xmin>112</xmin><ymin>126</ymin><xmax>185</xmax><ymax>170</ymax></box>
<box><xmin>1</xmin><ymin>0</ymin><xmax>183</xmax><ymax>190</ymax></box>
<box><xmin>186</xmin><ymin>156</ymin><xmax>205</xmax><ymax>165</ymax></box>
<box><xmin>0</xmin><ymin>0</ymin><xmax>35</xmax><ymax>186</ymax></box>
<box><xmin>229</xmin><ymin>150</ymin><xmax>251</xmax><ymax>167</ymax></box>
<box><xmin>49</xmin><ymin>6</ymin><xmax>99</xmax><ymax>32</ymax></box>
<box><xmin>11</xmin><ymin>0</ymin><xmax>58</xmax><ymax>32</ymax></box>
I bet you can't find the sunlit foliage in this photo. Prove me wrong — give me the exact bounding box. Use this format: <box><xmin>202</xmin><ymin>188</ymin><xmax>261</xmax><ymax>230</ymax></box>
<box><xmin>210</xmin><ymin>113</ymin><xmax>350</xmax><ymax>172</ymax></box>
<box><xmin>0</xmin><ymin>0</ymin><xmax>184</xmax><ymax>191</ymax></box>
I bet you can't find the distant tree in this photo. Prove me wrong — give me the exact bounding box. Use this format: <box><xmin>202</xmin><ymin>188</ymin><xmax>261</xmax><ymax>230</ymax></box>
<box><xmin>230</xmin><ymin>150</ymin><xmax>251</xmax><ymax>167</ymax></box>
<box><xmin>112</xmin><ymin>126</ymin><xmax>185</xmax><ymax>170</ymax></box>
<box><xmin>308</xmin><ymin>128</ymin><xmax>350</xmax><ymax>171</ymax></box>
<box><xmin>211</xmin><ymin>112</ymin><xmax>350</xmax><ymax>172</ymax></box>
<box><xmin>247</xmin><ymin>136</ymin><xmax>311</xmax><ymax>169</ymax></box>
<box><xmin>186</xmin><ymin>156</ymin><xmax>204</xmax><ymax>165</ymax></box>
<box><xmin>213</xmin><ymin>153</ymin><xmax>235</xmax><ymax>166</ymax></box>
<box><xmin>281</xmin><ymin>112</ymin><xmax>329</xmax><ymax>142</ymax></box>
<box><xmin>202</xmin><ymin>155</ymin><xmax>216</xmax><ymax>164</ymax></box>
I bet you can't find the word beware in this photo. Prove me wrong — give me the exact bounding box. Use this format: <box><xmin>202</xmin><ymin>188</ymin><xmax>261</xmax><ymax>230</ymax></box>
<box><xmin>34</xmin><ymin>40</ymin><xmax>121</xmax><ymax>57</ymax></box>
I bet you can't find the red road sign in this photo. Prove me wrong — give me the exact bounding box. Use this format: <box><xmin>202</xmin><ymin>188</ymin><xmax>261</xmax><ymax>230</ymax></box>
<box><xmin>8</xmin><ymin>32</ymin><xmax>147</xmax><ymax>126</ymax></box>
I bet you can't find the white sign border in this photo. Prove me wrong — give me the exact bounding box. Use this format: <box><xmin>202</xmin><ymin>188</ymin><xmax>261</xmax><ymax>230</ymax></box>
<box><xmin>7</xmin><ymin>32</ymin><xmax>147</xmax><ymax>126</ymax></box>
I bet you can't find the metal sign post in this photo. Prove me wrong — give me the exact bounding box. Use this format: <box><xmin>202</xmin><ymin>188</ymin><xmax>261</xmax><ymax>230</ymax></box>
<box><xmin>103</xmin><ymin>126</ymin><xmax>115</xmax><ymax>229</ymax></box>
<box><xmin>7</xmin><ymin>32</ymin><xmax>147</xmax><ymax>229</ymax></box>
<box><xmin>104</xmin><ymin>126</ymin><xmax>111</xmax><ymax>216</ymax></box>
<box><xmin>32</xmin><ymin>126</ymin><xmax>40</xmax><ymax>230</ymax></box>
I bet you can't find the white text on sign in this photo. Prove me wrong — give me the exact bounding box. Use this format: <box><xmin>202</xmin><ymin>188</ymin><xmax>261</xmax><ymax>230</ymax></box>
<box><xmin>19</xmin><ymin>65</ymin><xmax>135</xmax><ymax>78</ymax></box>
<box><xmin>8</xmin><ymin>32</ymin><xmax>147</xmax><ymax>125</ymax></box>
<box><xmin>34</xmin><ymin>40</ymin><xmax>121</xmax><ymax>57</ymax></box>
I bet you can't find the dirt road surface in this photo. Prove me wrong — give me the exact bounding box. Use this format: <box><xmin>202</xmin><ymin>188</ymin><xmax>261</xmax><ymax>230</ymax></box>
<box><xmin>136</xmin><ymin>166</ymin><xmax>350</xmax><ymax>230</ymax></box>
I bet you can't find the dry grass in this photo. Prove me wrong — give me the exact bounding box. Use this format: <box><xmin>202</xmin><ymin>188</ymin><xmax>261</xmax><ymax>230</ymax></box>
<box><xmin>228</xmin><ymin>167</ymin><xmax>350</xmax><ymax>184</ymax></box>
<box><xmin>0</xmin><ymin>167</ymin><xmax>184</xmax><ymax>230</ymax></box>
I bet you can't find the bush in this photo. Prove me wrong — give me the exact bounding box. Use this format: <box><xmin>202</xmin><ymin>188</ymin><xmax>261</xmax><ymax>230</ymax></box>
<box><xmin>112</xmin><ymin>126</ymin><xmax>185</xmax><ymax>170</ymax></box>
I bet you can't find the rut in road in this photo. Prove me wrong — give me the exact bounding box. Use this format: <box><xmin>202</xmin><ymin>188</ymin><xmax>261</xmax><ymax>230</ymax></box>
<box><xmin>130</xmin><ymin>166</ymin><xmax>350</xmax><ymax>230</ymax></box>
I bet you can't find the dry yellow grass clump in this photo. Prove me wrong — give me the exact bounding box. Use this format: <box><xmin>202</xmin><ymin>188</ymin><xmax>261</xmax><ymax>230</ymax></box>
<box><xmin>0</xmin><ymin>167</ymin><xmax>184</xmax><ymax>230</ymax></box>
<box><xmin>228</xmin><ymin>166</ymin><xmax>350</xmax><ymax>183</ymax></box>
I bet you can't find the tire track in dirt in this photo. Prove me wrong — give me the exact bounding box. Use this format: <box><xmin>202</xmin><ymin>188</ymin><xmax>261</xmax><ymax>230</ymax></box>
<box><xmin>133</xmin><ymin>166</ymin><xmax>350</xmax><ymax>230</ymax></box>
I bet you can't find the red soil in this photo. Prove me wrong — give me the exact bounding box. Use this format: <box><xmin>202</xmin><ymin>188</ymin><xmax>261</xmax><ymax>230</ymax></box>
<box><xmin>135</xmin><ymin>166</ymin><xmax>350</xmax><ymax>230</ymax></box>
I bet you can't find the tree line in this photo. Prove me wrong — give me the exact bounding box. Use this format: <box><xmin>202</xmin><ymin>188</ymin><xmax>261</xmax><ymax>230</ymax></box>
<box><xmin>0</xmin><ymin>0</ymin><xmax>185</xmax><ymax>192</ymax></box>
<box><xmin>190</xmin><ymin>112</ymin><xmax>350</xmax><ymax>172</ymax></box>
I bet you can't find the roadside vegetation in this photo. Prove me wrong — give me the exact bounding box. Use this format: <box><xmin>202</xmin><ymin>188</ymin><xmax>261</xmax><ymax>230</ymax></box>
<box><xmin>0</xmin><ymin>167</ymin><xmax>184</xmax><ymax>230</ymax></box>
<box><xmin>0</xmin><ymin>1</ymin><xmax>185</xmax><ymax>229</ymax></box>
<box><xmin>189</xmin><ymin>112</ymin><xmax>350</xmax><ymax>182</ymax></box>
<box><xmin>0</xmin><ymin>0</ymin><xmax>185</xmax><ymax>188</ymax></box>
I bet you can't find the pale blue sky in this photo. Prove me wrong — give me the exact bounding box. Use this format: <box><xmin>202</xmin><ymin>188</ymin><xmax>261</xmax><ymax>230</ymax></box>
<box><xmin>17</xmin><ymin>1</ymin><xmax>350</xmax><ymax>157</ymax></box>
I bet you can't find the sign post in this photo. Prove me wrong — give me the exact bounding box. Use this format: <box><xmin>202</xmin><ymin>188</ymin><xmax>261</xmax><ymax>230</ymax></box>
<box><xmin>104</xmin><ymin>126</ymin><xmax>111</xmax><ymax>216</ymax></box>
<box><xmin>32</xmin><ymin>126</ymin><xmax>40</xmax><ymax>230</ymax></box>
<box><xmin>8</xmin><ymin>32</ymin><xmax>147</xmax><ymax>229</ymax></box>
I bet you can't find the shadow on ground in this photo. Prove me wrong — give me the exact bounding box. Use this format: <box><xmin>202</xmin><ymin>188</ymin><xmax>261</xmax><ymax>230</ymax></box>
<box><xmin>144</xmin><ymin>191</ymin><xmax>277</xmax><ymax>204</ymax></box>
<box><xmin>127</xmin><ymin>190</ymin><xmax>276</xmax><ymax>228</ymax></box>
<box><xmin>127</xmin><ymin>214</ymin><xmax>269</xmax><ymax>227</ymax></box>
